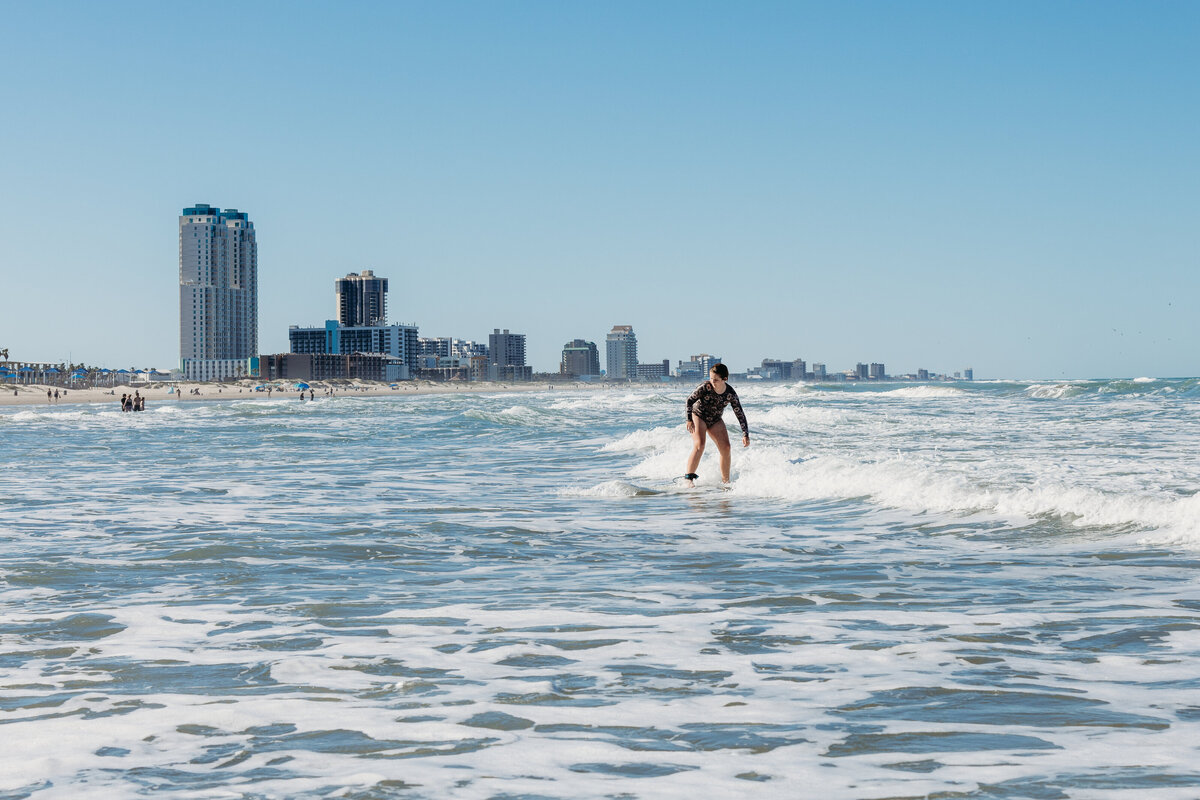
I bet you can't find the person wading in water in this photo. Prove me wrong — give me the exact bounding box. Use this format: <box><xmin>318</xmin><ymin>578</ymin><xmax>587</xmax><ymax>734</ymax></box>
<box><xmin>683</xmin><ymin>363</ymin><xmax>749</xmax><ymax>487</ymax></box>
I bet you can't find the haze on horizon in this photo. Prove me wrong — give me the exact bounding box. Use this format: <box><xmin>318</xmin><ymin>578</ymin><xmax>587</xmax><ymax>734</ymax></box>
<box><xmin>0</xmin><ymin>1</ymin><xmax>1195</xmax><ymax>379</ymax></box>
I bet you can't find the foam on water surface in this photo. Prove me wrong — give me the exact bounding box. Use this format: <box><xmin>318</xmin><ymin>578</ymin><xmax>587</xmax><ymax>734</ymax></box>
<box><xmin>3</xmin><ymin>381</ymin><xmax>1200</xmax><ymax>798</ymax></box>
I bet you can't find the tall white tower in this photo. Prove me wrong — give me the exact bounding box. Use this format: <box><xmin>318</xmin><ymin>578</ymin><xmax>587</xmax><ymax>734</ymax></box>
<box><xmin>179</xmin><ymin>204</ymin><xmax>258</xmax><ymax>362</ymax></box>
<box><xmin>606</xmin><ymin>325</ymin><xmax>638</xmax><ymax>380</ymax></box>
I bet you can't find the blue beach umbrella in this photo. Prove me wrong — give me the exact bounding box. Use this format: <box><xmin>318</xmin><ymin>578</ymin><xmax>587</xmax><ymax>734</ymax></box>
<box><xmin>295</xmin><ymin>382</ymin><xmax>310</xmax><ymax>390</ymax></box>
<box><xmin>45</xmin><ymin>367</ymin><xmax>60</xmax><ymax>374</ymax></box>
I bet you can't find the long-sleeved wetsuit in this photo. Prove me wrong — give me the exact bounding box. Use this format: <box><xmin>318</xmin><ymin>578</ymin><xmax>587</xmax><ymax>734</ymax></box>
<box><xmin>686</xmin><ymin>381</ymin><xmax>749</xmax><ymax>438</ymax></box>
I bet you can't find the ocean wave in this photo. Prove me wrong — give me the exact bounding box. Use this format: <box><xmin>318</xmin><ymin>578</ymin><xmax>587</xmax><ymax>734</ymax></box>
<box><xmin>547</xmin><ymin>392</ymin><xmax>672</xmax><ymax>413</ymax></box>
<box><xmin>877</xmin><ymin>386</ymin><xmax>966</xmax><ymax>399</ymax></box>
<box><xmin>735</xmin><ymin>450</ymin><xmax>1200</xmax><ymax>540</ymax></box>
<box><xmin>753</xmin><ymin>405</ymin><xmax>847</xmax><ymax>430</ymax></box>
<box><xmin>618</xmin><ymin>441</ymin><xmax>1200</xmax><ymax>541</ymax></box>
<box><xmin>1025</xmin><ymin>383</ymin><xmax>1089</xmax><ymax>400</ymax></box>
<box><xmin>460</xmin><ymin>404</ymin><xmax>573</xmax><ymax>427</ymax></box>
<box><xmin>558</xmin><ymin>480</ymin><xmax>662</xmax><ymax>497</ymax></box>
<box><xmin>600</xmin><ymin>426</ymin><xmax>679</xmax><ymax>453</ymax></box>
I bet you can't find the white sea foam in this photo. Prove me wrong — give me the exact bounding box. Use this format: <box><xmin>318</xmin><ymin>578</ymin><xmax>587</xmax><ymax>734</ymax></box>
<box><xmin>1024</xmin><ymin>382</ymin><xmax>1086</xmax><ymax>399</ymax></box>
<box><xmin>878</xmin><ymin>385</ymin><xmax>966</xmax><ymax>398</ymax></box>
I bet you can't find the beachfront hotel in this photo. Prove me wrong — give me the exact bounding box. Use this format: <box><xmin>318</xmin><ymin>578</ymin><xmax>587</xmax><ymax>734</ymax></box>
<box><xmin>606</xmin><ymin>325</ymin><xmax>638</xmax><ymax>380</ymax></box>
<box><xmin>487</xmin><ymin>329</ymin><xmax>532</xmax><ymax>381</ymax></box>
<box><xmin>335</xmin><ymin>269</ymin><xmax>389</xmax><ymax>327</ymax></box>
<box><xmin>561</xmin><ymin>339</ymin><xmax>601</xmax><ymax>378</ymax></box>
<box><xmin>179</xmin><ymin>204</ymin><xmax>258</xmax><ymax>381</ymax></box>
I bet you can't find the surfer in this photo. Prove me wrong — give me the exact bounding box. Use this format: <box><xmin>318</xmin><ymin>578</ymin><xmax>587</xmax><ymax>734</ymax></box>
<box><xmin>683</xmin><ymin>363</ymin><xmax>749</xmax><ymax>487</ymax></box>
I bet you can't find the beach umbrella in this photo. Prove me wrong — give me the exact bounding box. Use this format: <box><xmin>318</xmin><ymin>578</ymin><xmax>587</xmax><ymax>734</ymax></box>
<box><xmin>45</xmin><ymin>367</ymin><xmax>60</xmax><ymax>374</ymax></box>
<box><xmin>295</xmin><ymin>382</ymin><xmax>310</xmax><ymax>390</ymax></box>
<box><xmin>19</xmin><ymin>367</ymin><xmax>33</xmax><ymax>372</ymax></box>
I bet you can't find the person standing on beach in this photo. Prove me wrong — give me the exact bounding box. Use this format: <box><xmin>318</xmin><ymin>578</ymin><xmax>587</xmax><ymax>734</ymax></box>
<box><xmin>682</xmin><ymin>363</ymin><xmax>750</xmax><ymax>487</ymax></box>
<box><xmin>53</xmin><ymin>389</ymin><xmax>60</xmax><ymax>402</ymax></box>
<box><xmin>47</xmin><ymin>389</ymin><xmax>52</xmax><ymax>403</ymax></box>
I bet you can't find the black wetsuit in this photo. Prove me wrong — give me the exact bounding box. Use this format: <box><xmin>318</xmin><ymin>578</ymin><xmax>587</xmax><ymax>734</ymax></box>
<box><xmin>686</xmin><ymin>381</ymin><xmax>749</xmax><ymax>438</ymax></box>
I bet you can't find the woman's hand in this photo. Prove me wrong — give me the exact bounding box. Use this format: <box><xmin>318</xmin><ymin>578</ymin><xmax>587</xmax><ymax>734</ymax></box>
<box><xmin>686</xmin><ymin>420</ymin><xmax>695</xmax><ymax>434</ymax></box>
<box><xmin>742</xmin><ymin>435</ymin><xmax>750</xmax><ymax>448</ymax></box>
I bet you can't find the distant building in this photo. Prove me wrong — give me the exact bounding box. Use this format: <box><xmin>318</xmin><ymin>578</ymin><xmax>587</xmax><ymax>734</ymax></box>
<box><xmin>870</xmin><ymin>362</ymin><xmax>886</xmax><ymax>380</ymax></box>
<box><xmin>761</xmin><ymin>359</ymin><xmax>791</xmax><ymax>380</ymax></box>
<box><xmin>179</xmin><ymin>203</ymin><xmax>258</xmax><ymax>380</ymax></box>
<box><xmin>856</xmin><ymin>363</ymin><xmax>869</xmax><ymax>380</ymax></box>
<box><xmin>678</xmin><ymin>354</ymin><xmax>721</xmax><ymax>380</ymax></box>
<box><xmin>489</xmin><ymin>329</ymin><xmax>530</xmax><ymax>381</ymax></box>
<box><xmin>917</xmin><ymin>368</ymin><xmax>930</xmax><ymax>380</ymax></box>
<box><xmin>182</xmin><ymin>358</ymin><xmax>257</xmax><ymax>382</ymax></box>
<box><xmin>635</xmin><ymin>360</ymin><xmax>671</xmax><ymax>381</ymax></box>
<box><xmin>605</xmin><ymin>326</ymin><xmax>638</xmax><ymax>380</ymax></box>
<box><xmin>964</xmin><ymin>367</ymin><xmax>974</xmax><ymax>380</ymax></box>
<box><xmin>489</xmin><ymin>329</ymin><xmax>526</xmax><ymax>368</ymax></box>
<box><xmin>335</xmin><ymin>270</ymin><xmax>388</xmax><ymax>327</ymax></box>
<box><xmin>561</xmin><ymin>339</ymin><xmax>601</xmax><ymax>377</ymax></box>
<box><xmin>288</xmin><ymin>320</ymin><xmax>419</xmax><ymax>373</ymax></box>
<box><xmin>419</xmin><ymin>337</ymin><xmax>487</xmax><ymax>361</ymax></box>
<box><xmin>792</xmin><ymin>359</ymin><xmax>806</xmax><ymax>380</ymax></box>
<box><xmin>812</xmin><ymin>363</ymin><xmax>827</xmax><ymax>381</ymax></box>
<box><xmin>259</xmin><ymin>352</ymin><xmax>407</xmax><ymax>382</ymax></box>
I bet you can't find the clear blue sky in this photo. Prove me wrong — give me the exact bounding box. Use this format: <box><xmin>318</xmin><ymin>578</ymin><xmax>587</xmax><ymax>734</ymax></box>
<box><xmin>1</xmin><ymin>1</ymin><xmax>1195</xmax><ymax>378</ymax></box>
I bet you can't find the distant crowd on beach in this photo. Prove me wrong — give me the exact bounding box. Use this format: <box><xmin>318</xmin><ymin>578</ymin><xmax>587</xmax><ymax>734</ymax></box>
<box><xmin>120</xmin><ymin>392</ymin><xmax>145</xmax><ymax>412</ymax></box>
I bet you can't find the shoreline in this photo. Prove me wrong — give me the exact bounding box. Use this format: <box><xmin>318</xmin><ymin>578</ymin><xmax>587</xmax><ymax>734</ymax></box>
<box><xmin>0</xmin><ymin>379</ymin><xmax>605</xmax><ymax>409</ymax></box>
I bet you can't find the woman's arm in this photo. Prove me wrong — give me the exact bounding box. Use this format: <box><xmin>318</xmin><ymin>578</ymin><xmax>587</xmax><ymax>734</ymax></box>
<box><xmin>685</xmin><ymin>382</ymin><xmax>706</xmax><ymax>423</ymax></box>
<box><xmin>729</xmin><ymin>389</ymin><xmax>749</xmax><ymax>442</ymax></box>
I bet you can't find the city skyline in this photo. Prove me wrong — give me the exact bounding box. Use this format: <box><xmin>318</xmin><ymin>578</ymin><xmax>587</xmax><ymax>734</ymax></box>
<box><xmin>1</xmin><ymin>3</ymin><xmax>1196</xmax><ymax>378</ymax></box>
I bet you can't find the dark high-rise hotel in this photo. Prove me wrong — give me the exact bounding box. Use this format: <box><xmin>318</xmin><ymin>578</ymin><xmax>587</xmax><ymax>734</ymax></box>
<box><xmin>336</xmin><ymin>270</ymin><xmax>388</xmax><ymax>326</ymax></box>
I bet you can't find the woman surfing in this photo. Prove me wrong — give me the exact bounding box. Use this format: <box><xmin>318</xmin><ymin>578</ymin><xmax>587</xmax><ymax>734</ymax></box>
<box><xmin>683</xmin><ymin>363</ymin><xmax>749</xmax><ymax>487</ymax></box>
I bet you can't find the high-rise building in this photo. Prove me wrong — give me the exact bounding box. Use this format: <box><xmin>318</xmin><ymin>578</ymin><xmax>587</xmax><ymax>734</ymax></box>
<box><xmin>179</xmin><ymin>204</ymin><xmax>258</xmax><ymax>377</ymax></box>
<box><xmin>856</xmin><ymin>363</ymin><xmax>869</xmax><ymax>380</ymax></box>
<box><xmin>964</xmin><ymin>367</ymin><xmax>974</xmax><ymax>381</ymax></box>
<box><xmin>335</xmin><ymin>270</ymin><xmax>388</xmax><ymax>326</ymax></box>
<box><xmin>488</xmin><ymin>329</ymin><xmax>531</xmax><ymax>381</ymax></box>
<box><xmin>761</xmin><ymin>359</ymin><xmax>791</xmax><ymax>380</ymax></box>
<box><xmin>561</xmin><ymin>339</ymin><xmax>601</xmax><ymax>377</ymax></box>
<box><xmin>793</xmin><ymin>359</ymin><xmax>807</xmax><ymax>380</ymax></box>
<box><xmin>606</xmin><ymin>325</ymin><xmax>638</xmax><ymax>380</ymax></box>
<box><xmin>812</xmin><ymin>363</ymin><xmax>827</xmax><ymax>381</ymax></box>
<box><xmin>870</xmin><ymin>362</ymin><xmax>886</xmax><ymax>379</ymax></box>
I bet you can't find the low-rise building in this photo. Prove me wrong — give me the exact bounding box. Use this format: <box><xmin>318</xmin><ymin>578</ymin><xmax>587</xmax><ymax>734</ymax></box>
<box><xmin>259</xmin><ymin>352</ymin><xmax>407</xmax><ymax>382</ymax></box>
<box><xmin>635</xmin><ymin>360</ymin><xmax>671</xmax><ymax>381</ymax></box>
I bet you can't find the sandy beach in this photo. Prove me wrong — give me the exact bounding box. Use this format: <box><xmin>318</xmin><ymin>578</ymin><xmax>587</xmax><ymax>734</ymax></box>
<box><xmin>0</xmin><ymin>379</ymin><xmax>604</xmax><ymax>407</ymax></box>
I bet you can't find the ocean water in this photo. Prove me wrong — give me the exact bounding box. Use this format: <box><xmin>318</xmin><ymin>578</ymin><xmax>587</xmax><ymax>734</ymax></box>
<box><xmin>3</xmin><ymin>379</ymin><xmax>1200</xmax><ymax>799</ymax></box>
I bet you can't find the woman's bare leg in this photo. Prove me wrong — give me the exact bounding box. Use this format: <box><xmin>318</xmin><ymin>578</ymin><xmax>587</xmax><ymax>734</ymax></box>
<box><xmin>685</xmin><ymin>417</ymin><xmax>708</xmax><ymax>484</ymax></box>
<box><xmin>708</xmin><ymin>419</ymin><xmax>732</xmax><ymax>483</ymax></box>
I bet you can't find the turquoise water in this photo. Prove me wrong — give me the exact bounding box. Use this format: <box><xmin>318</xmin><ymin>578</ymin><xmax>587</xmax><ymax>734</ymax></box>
<box><xmin>3</xmin><ymin>379</ymin><xmax>1200</xmax><ymax>798</ymax></box>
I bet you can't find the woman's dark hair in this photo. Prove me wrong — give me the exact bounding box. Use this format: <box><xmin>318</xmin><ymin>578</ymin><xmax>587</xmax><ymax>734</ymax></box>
<box><xmin>710</xmin><ymin>363</ymin><xmax>729</xmax><ymax>380</ymax></box>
